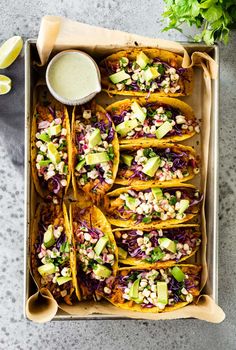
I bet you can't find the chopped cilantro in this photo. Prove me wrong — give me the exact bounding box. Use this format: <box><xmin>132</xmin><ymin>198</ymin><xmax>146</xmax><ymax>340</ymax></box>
<box><xmin>169</xmin><ymin>196</ymin><xmax>177</xmax><ymax>205</ymax></box>
<box><xmin>157</xmin><ymin>64</ymin><xmax>165</xmax><ymax>75</ymax></box>
<box><xmin>142</xmin><ymin>216</ymin><xmax>152</xmax><ymax>224</ymax></box>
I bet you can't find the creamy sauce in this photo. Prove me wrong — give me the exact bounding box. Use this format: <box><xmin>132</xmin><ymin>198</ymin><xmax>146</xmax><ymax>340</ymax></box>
<box><xmin>48</xmin><ymin>53</ymin><xmax>100</xmax><ymax>100</ymax></box>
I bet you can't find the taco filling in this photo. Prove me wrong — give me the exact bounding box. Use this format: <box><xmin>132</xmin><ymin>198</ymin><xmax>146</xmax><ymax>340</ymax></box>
<box><xmin>109</xmin><ymin>100</ymin><xmax>199</xmax><ymax>141</ymax></box>
<box><xmin>116</xmin><ymin>227</ymin><xmax>201</xmax><ymax>264</ymax></box>
<box><xmin>34</xmin><ymin>205</ymin><xmax>73</xmax><ymax>304</ymax></box>
<box><xmin>73</xmin><ymin>105</ymin><xmax>118</xmax><ymax>196</ymax></box>
<box><xmin>102</xmin><ymin>50</ymin><xmax>189</xmax><ymax>95</ymax></box>
<box><xmin>72</xmin><ymin>206</ymin><xmax>118</xmax><ymax>299</ymax></box>
<box><xmin>118</xmin><ymin>146</ymin><xmax>198</xmax><ymax>183</ymax></box>
<box><xmin>34</xmin><ymin>105</ymin><xmax>69</xmax><ymax>195</ymax></box>
<box><xmin>106</xmin><ymin>187</ymin><xmax>202</xmax><ymax>224</ymax></box>
<box><xmin>105</xmin><ymin>266</ymin><xmax>201</xmax><ymax>310</ymax></box>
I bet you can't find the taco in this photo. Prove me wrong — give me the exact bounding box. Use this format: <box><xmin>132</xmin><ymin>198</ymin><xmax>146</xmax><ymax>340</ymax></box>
<box><xmin>31</xmin><ymin>202</ymin><xmax>76</xmax><ymax>305</ymax></box>
<box><xmin>104</xmin><ymin>184</ymin><xmax>202</xmax><ymax>228</ymax></box>
<box><xmin>31</xmin><ymin>102</ymin><xmax>71</xmax><ymax>198</ymax></box>
<box><xmin>117</xmin><ymin>143</ymin><xmax>199</xmax><ymax>186</ymax></box>
<box><xmin>72</xmin><ymin>101</ymin><xmax>119</xmax><ymax>203</ymax></box>
<box><xmin>106</xmin><ymin>97</ymin><xmax>199</xmax><ymax>146</ymax></box>
<box><xmin>99</xmin><ymin>49</ymin><xmax>193</xmax><ymax>97</ymax></box>
<box><xmin>114</xmin><ymin>225</ymin><xmax>201</xmax><ymax>268</ymax></box>
<box><xmin>70</xmin><ymin>203</ymin><xmax>118</xmax><ymax>300</ymax></box>
<box><xmin>102</xmin><ymin>264</ymin><xmax>201</xmax><ymax>312</ymax></box>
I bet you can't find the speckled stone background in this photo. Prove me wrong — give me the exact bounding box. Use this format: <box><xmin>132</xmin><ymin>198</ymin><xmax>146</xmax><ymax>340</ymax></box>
<box><xmin>0</xmin><ymin>0</ymin><xmax>236</xmax><ymax>349</ymax></box>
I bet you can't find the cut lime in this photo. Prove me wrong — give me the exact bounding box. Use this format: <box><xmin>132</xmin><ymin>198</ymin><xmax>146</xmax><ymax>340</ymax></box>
<box><xmin>0</xmin><ymin>36</ymin><xmax>23</xmax><ymax>69</ymax></box>
<box><xmin>0</xmin><ymin>75</ymin><xmax>11</xmax><ymax>95</ymax></box>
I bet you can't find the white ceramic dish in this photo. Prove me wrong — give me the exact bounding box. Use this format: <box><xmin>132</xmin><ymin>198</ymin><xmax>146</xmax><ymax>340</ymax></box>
<box><xmin>46</xmin><ymin>50</ymin><xmax>101</xmax><ymax>105</ymax></box>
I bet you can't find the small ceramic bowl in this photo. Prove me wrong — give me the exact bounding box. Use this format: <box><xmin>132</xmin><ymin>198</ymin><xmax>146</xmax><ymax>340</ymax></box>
<box><xmin>46</xmin><ymin>50</ymin><xmax>101</xmax><ymax>106</ymax></box>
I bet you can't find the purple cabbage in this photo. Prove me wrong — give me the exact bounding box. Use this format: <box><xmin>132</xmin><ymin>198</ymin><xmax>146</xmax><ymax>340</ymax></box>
<box><xmin>51</xmin><ymin>176</ymin><xmax>61</xmax><ymax>194</ymax></box>
<box><xmin>48</xmin><ymin>106</ymin><xmax>56</xmax><ymax>118</ymax></box>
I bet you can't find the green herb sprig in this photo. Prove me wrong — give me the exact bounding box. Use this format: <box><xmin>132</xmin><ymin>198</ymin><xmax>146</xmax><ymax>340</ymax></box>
<box><xmin>162</xmin><ymin>0</ymin><xmax>236</xmax><ymax>45</ymax></box>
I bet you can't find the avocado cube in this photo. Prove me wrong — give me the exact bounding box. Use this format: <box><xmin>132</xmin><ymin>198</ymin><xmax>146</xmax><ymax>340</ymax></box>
<box><xmin>38</xmin><ymin>263</ymin><xmax>56</xmax><ymax>277</ymax></box>
<box><xmin>136</xmin><ymin>51</ymin><xmax>150</xmax><ymax>69</ymax></box>
<box><xmin>144</xmin><ymin>67</ymin><xmax>159</xmax><ymax>82</ymax></box>
<box><xmin>131</xmin><ymin>101</ymin><xmax>146</xmax><ymax>123</ymax></box>
<box><xmin>109</xmin><ymin>70</ymin><xmax>130</xmax><ymax>84</ymax></box>
<box><xmin>115</xmin><ymin>119</ymin><xmax>139</xmax><ymax>137</ymax></box>
<box><xmin>118</xmin><ymin>247</ymin><xmax>128</xmax><ymax>260</ymax></box>
<box><xmin>120</xmin><ymin>154</ymin><xmax>134</xmax><ymax>167</ymax></box>
<box><xmin>75</xmin><ymin>159</ymin><xmax>86</xmax><ymax>172</ymax></box>
<box><xmin>158</xmin><ymin>237</ymin><xmax>176</xmax><ymax>253</ymax></box>
<box><xmin>178</xmin><ymin>199</ymin><xmax>190</xmax><ymax>215</ymax></box>
<box><xmin>94</xmin><ymin>236</ymin><xmax>109</xmax><ymax>256</ymax></box>
<box><xmin>38</xmin><ymin>133</ymin><xmax>51</xmax><ymax>142</ymax></box>
<box><xmin>125</xmin><ymin>196</ymin><xmax>137</xmax><ymax>211</ymax></box>
<box><xmin>129</xmin><ymin>278</ymin><xmax>140</xmax><ymax>299</ymax></box>
<box><xmin>85</xmin><ymin>152</ymin><xmax>109</xmax><ymax>165</ymax></box>
<box><xmin>47</xmin><ymin>142</ymin><xmax>61</xmax><ymax>164</ymax></box>
<box><xmin>43</xmin><ymin>224</ymin><xmax>56</xmax><ymax>248</ymax></box>
<box><xmin>38</xmin><ymin>160</ymin><xmax>51</xmax><ymax>167</ymax></box>
<box><xmin>89</xmin><ymin>128</ymin><xmax>101</xmax><ymax>148</ymax></box>
<box><xmin>156</xmin><ymin>121</ymin><xmax>173</xmax><ymax>139</ymax></box>
<box><xmin>157</xmin><ymin>281</ymin><xmax>168</xmax><ymax>305</ymax></box>
<box><xmin>142</xmin><ymin>157</ymin><xmax>161</xmax><ymax>177</ymax></box>
<box><xmin>93</xmin><ymin>265</ymin><xmax>112</xmax><ymax>278</ymax></box>
<box><xmin>171</xmin><ymin>266</ymin><xmax>186</xmax><ymax>282</ymax></box>
<box><xmin>152</xmin><ymin>187</ymin><xmax>163</xmax><ymax>200</ymax></box>
<box><xmin>56</xmin><ymin>276</ymin><xmax>72</xmax><ymax>286</ymax></box>
<box><xmin>48</xmin><ymin>124</ymin><xmax>61</xmax><ymax>137</ymax></box>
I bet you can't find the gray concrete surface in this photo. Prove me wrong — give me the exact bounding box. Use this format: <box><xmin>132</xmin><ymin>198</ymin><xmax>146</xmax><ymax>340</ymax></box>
<box><xmin>0</xmin><ymin>0</ymin><xmax>236</xmax><ymax>349</ymax></box>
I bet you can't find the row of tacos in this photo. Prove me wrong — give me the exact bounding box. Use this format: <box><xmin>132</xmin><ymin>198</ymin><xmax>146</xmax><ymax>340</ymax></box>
<box><xmin>31</xmin><ymin>49</ymin><xmax>202</xmax><ymax>314</ymax></box>
<box><xmin>31</xmin><ymin>201</ymin><xmax>201</xmax><ymax>312</ymax></box>
<box><xmin>31</xmin><ymin>96</ymin><xmax>199</xmax><ymax>203</ymax></box>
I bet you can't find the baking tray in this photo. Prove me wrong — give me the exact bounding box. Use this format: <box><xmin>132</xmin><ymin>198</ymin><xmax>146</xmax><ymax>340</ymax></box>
<box><xmin>24</xmin><ymin>39</ymin><xmax>219</xmax><ymax>320</ymax></box>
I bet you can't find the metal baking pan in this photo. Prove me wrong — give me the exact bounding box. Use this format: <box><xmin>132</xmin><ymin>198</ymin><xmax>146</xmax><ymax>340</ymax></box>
<box><xmin>24</xmin><ymin>39</ymin><xmax>219</xmax><ymax>320</ymax></box>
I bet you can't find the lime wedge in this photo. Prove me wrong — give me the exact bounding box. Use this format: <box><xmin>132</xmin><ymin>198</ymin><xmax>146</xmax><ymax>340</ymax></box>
<box><xmin>0</xmin><ymin>75</ymin><xmax>11</xmax><ymax>95</ymax></box>
<box><xmin>0</xmin><ymin>36</ymin><xmax>23</xmax><ymax>69</ymax></box>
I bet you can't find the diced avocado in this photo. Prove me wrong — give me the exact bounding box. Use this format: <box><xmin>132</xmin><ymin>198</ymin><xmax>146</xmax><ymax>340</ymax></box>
<box><xmin>75</xmin><ymin>159</ymin><xmax>86</xmax><ymax>172</ymax></box>
<box><xmin>94</xmin><ymin>236</ymin><xmax>109</xmax><ymax>256</ymax></box>
<box><xmin>85</xmin><ymin>152</ymin><xmax>109</xmax><ymax>165</ymax></box>
<box><xmin>38</xmin><ymin>133</ymin><xmax>50</xmax><ymax>142</ymax></box>
<box><xmin>109</xmin><ymin>70</ymin><xmax>130</xmax><ymax>84</ymax></box>
<box><xmin>144</xmin><ymin>67</ymin><xmax>159</xmax><ymax>82</ymax></box>
<box><xmin>178</xmin><ymin>199</ymin><xmax>190</xmax><ymax>215</ymax></box>
<box><xmin>156</xmin><ymin>121</ymin><xmax>173</xmax><ymax>139</ymax></box>
<box><xmin>38</xmin><ymin>263</ymin><xmax>56</xmax><ymax>277</ymax></box>
<box><xmin>48</xmin><ymin>124</ymin><xmax>61</xmax><ymax>137</ymax></box>
<box><xmin>158</xmin><ymin>237</ymin><xmax>176</xmax><ymax>253</ymax></box>
<box><xmin>129</xmin><ymin>278</ymin><xmax>140</xmax><ymax>299</ymax></box>
<box><xmin>125</xmin><ymin>196</ymin><xmax>137</xmax><ymax>211</ymax></box>
<box><xmin>120</xmin><ymin>154</ymin><xmax>134</xmax><ymax>167</ymax></box>
<box><xmin>118</xmin><ymin>247</ymin><xmax>128</xmax><ymax>260</ymax></box>
<box><xmin>93</xmin><ymin>264</ymin><xmax>112</xmax><ymax>278</ymax></box>
<box><xmin>115</xmin><ymin>119</ymin><xmax>139</xmax><ymax>136</ymax></box>
<box><xmin>43</xmin><ymin>225</ymin><xmax>56</xmax><ymax>248</ymax></box>
<box><xmin>131</xmin><ymin>101</ymin><xmax>146</xmax><ymax>123</ymax></box>
<box><xmin>56</xmin><ymin>276</ymin><xmax>72</xmax><ymax>286</ymax></box>
<box><xmin>136</xmin><ymin>51</ymin><xmax>150</xmax><ymax>69</ymax></box>
<box><xmin>89</xmin><ymin>128</ymin><xmax>101</xmax><ymax>148</ymax></box>
<box><xmin>142</xmin><ymin>157</ymin><xmax>161</xmax><ymax>177</ymax></box>
<box><xmin>157</xmin><ymin>281</ymin><xmax>168</xmax><ymax>305</ymax></box>
<box><xmin>171</xmin><ymin>266</ymin><xmax>186</xmax><ymax>282</ymax></box>
<box><xmin>47</xmin><ymin>142</ymin><xmax>61</xmax><ymax>164</ymax></box>
<box><xmin>152</xmin><ymin>187</ymin><xmax>163</xmax><ymax>200</ymax></box>
<box><xmin>38</xmin><ymin>159</ymin><xmax>51</xmax><ymax>167</ymax></box>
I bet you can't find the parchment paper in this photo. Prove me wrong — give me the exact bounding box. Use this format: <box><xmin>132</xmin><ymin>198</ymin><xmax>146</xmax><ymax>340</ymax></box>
<box><xmin>26</xmin><ymin>15</ymin><xmax>224</xmax><ymax>323</ymax></box>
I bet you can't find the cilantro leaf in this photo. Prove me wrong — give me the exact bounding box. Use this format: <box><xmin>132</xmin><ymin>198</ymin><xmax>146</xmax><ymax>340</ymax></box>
<box><xmin>161</xmin><ymin>0</ymin><xmax>235</xmax><ymax>45</ymax></box>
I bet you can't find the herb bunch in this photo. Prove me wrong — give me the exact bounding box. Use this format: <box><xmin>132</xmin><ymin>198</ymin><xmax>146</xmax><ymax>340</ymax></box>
<box><xmin>162</xmin><ymin>0</ymin><xmax>236</xmax><ymax>45</ymax></box>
